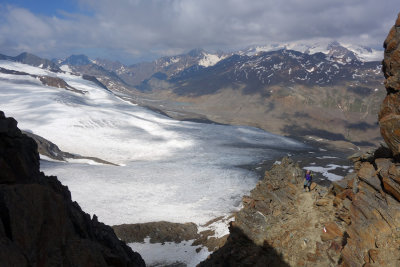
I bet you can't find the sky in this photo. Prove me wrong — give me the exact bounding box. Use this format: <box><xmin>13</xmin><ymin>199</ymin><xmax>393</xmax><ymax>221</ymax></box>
<box><xmin>0</xmin><ymin>0</ymin><xmax>398</xmax><ymax>64</ymax></box>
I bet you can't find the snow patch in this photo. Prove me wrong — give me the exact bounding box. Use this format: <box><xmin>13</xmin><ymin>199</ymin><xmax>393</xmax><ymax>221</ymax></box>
<box><xmin>303</xmin><ymin>164</ymin><xmax>352</xmax><ymax>181</ymax></box>
<box><xmin>198</xmin><ymin>53</ymin><xmax>227</xmax><ymax>67</ymax></box>
<box><xmin>60</xmin><ymin>65</ymin><xmax>72</xmax><ymax>73</ymax></box>
<box><xmin>128</xmin><ymin>238</ymin><xmax>209</xmax><ymax>267</ymax></box>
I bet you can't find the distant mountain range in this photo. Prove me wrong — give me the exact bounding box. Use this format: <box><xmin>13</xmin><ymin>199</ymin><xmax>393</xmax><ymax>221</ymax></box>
<box><xmin>0</xmin><ymin>41</ymin><xmax>385</xmax><ymax>149</ymax></box>
<box><xmin>0</xmin><ymin>52</ymin><xmax>61</xmax><ymax>72</ymax></box>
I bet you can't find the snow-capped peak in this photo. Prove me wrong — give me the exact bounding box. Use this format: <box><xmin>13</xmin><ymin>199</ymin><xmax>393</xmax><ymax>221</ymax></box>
<box><xmin>198</xmin><ymin>52</ymin><xmax>227</xmax><ymax>67</ymax></box>
<box><xmin>241</xmin><ymin>39</ymin><xmax>382</xmax><ymax>62</ymax></box>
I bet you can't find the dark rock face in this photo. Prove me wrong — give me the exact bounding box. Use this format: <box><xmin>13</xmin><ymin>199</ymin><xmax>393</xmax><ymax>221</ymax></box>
<box><xmin>380</xmin><ymin>13</ymin><xmax>400</xmax><ymax>156</ymax></box>
<box><xmin>0</xmin><ymin>111</ymin><xmax>145</xmax><ymax>266</ymax></box>
<box><xmin>23</xmin><ymin>131</ymin><xmax>118</xmax><ymax>166</ymax></box>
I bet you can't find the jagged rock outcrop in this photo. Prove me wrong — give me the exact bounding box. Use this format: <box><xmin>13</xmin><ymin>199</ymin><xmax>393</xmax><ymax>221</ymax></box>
<box><xmin>0</xmin><ymin>111</ymin><xmax>145</xmax><ymax>266</ymax></box>
<box><xmin>331</xmin><ymin>148</ymin><xmax>400</xmax><ymax>266</ymax></box>
<box><xmin>200</xmin><ymin>158</ymin><xmax>343</xmax><ymax>266</ymax></box>
<box><xmin>200</xmin><ymin>151</ymin><xmax>400</xmax><ymax>266</ymax></box>
<box><xmin>380</xmin><ymin>13</ymin><xmax>400</xmax><ymax>156</ymax></box>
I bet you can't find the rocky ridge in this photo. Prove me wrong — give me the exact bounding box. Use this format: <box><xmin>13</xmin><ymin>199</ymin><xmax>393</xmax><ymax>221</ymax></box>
<box><xmin>201</xmin><ymin>13</ymin><xmax>400</xmax><ymax>266</ymax></box>
<box><xmin>200</xmin><ymin>158</ymin><xmax>341</xmax><ymax>266</ymax></box>
<box><xmin>200</xmin><ymin>147</ymin><xmax>400</xmax><ymax>266</ymax></box>
<box><xmin>379</xmin><ymin>14</ymin><xmax>400</xmax><ymax>157</ymax></box>
<box><xmin>23</xmin><ymin>131</ymin><xmax>118</xmax><ymax>166</ymax></box>
<box><xmin>0</xmin><ymin>66</ymin><xmax>86</xmax><ymax>94</ymax></box>
<box><xmin>0</xmin><ymin>111</ymin><xmax>145</xmax><ymax>266</ymax></box>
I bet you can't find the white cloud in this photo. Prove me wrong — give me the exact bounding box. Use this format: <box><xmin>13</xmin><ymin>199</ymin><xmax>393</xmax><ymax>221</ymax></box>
<box><xmin>0</xmin><ymin>1</ymin><xmax>397</xmax><ymax>63</ymax></box>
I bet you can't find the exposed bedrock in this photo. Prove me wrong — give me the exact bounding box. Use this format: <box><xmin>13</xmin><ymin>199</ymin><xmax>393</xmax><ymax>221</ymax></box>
<box><xmin>380</xmin><ymin>13</ymin><xmax>400</xmax><ymax>156</ymax></box>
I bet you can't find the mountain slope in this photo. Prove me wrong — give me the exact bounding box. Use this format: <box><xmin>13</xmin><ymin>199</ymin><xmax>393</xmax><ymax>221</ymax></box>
<box><xmin>130</xmin><ymin>48</ymin><xmax>384</xmax><ymax>149</ymax></box>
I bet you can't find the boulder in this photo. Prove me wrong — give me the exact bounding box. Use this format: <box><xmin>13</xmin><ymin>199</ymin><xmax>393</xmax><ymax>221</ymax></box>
<box><xmin>357</xmin><ymin>162</ymin><xmax>382</xmax><ymax>191</ymax></box>
<box><xmin>321</xmin><ymin>222</ymin><xmax>343</xmax><ymax>242</ymax></box>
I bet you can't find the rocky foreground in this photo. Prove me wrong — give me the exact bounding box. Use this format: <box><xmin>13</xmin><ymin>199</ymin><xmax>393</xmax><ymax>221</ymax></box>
<box><xmin>200</xmin><ymin>14</ymin><xmax>400</xmax><ymax>267</ymax></box>
<box><xmin>0</xmin><ymin>111</ymin><xmax>145</xmax><ymax>266</ymax></box>
<box><xmin>200</xmin><ymin>150</ymin><xmax>400</xmax><ymax>266</ymax></box>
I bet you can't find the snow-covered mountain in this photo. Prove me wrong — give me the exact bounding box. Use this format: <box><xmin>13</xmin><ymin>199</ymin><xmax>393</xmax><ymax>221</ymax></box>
<box><xmin>154</xmin><ymin>48</ymin><xmax>381</xmax><ymax>97</ymax></box>
<box><xmin>241</xmin><ymin>40</ymin><xmax>382</xmax><ymax>62</ymax></box>
<box><xmin>43</xmin><ymin>40</ymin><xmax>381</xmax><ymax>92</ymax></box>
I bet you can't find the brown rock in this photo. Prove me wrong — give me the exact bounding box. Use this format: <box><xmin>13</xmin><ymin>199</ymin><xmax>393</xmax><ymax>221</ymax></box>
<box><xmin>379</xmin><ymin>114</ymin><xmax>400</xmax><ymax>156</ymax></box>
<box><xmin>310</xmin><ymin>182</ymin><xmax>317</xmax><ymax>190</ymax></box>
<box><xmin>388</xmin><ymin>163</ymin><xmax>400</xmax><ymax>183</ymax></box>
<box><xmin>357</xmin><ymin>162</ymin><xmax>382</xmax><ymax>191</ymax></box>
<box><xmin>338</xmin><ymin>213</ymin><xmax>351</xmax><ymax>225</ymax></box>
<box><xmin>333</xmin><ymin>196</ymin><xmax>343</xmax><ymax>207</ymax></box>
<box><xmin>368</xmin><ymin>249</ymin><xmax>379</xmax><ymax>263</ymax></box>
<box><xmin>380</xmin><ymin>13</ymin><xmax>400</xmax><ymax>155</ymax></box>
<box><xmin>328</xmin><ymin>240</ymin><xmax>342</xmax><ymax>254</ymax></box>
<box><xmin>242</xmin><ymin>195</ymin><xmax>253</xmax><ymax>204</ymax></box>
<box><xmin>375</xmin><ymin>158</ymin><xmax>393</xmax><ymax>178</ymax></box>
<box><xmin>382</xmin><ymin>176</ymin><xmax>400</xmax><ymax>201</ymax></box>
<box><xmin>315</xmin><ymin>198</ymin><xmax>330</xmax><ymax>206</ymax></box>
<box><xmin>321</xmin><ymin>222</ymin><xmax>343</xmax><ymax>242</ymax></box>
<box><xmin>337</xmin><ymin>189</ymin><xmax>355</xmax><ymax>200</ymax></box>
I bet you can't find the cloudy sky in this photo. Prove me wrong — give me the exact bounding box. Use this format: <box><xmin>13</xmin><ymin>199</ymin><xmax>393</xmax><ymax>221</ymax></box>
<box><xmin>0</xmin><ymin>0</ymin><xmax>398</xmax><ymax>64</ymax></box>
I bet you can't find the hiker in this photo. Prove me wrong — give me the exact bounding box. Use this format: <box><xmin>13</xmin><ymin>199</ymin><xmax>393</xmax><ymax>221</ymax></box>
<box><xmin>304</xmin><ymin>170</ymin><xmax>313</xmax><ymax>192</ymax></box>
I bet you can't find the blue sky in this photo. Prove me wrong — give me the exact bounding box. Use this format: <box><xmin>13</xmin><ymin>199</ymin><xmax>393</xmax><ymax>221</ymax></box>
<box><xmin>2</xmin><ymin>0</ymin><xmax>81</xmax><ymax>16</ymax></box>
<box><xmin>0</xmin><ymin>0</ymin><xmax>398</xmax><ymax>64</ymax></box>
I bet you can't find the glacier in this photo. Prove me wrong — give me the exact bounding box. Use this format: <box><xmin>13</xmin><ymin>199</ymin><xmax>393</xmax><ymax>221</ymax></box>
<box><xmin>0</xmin><ymin>60</ymin><xmax>306</xmax><ymax>227</ymax></box>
